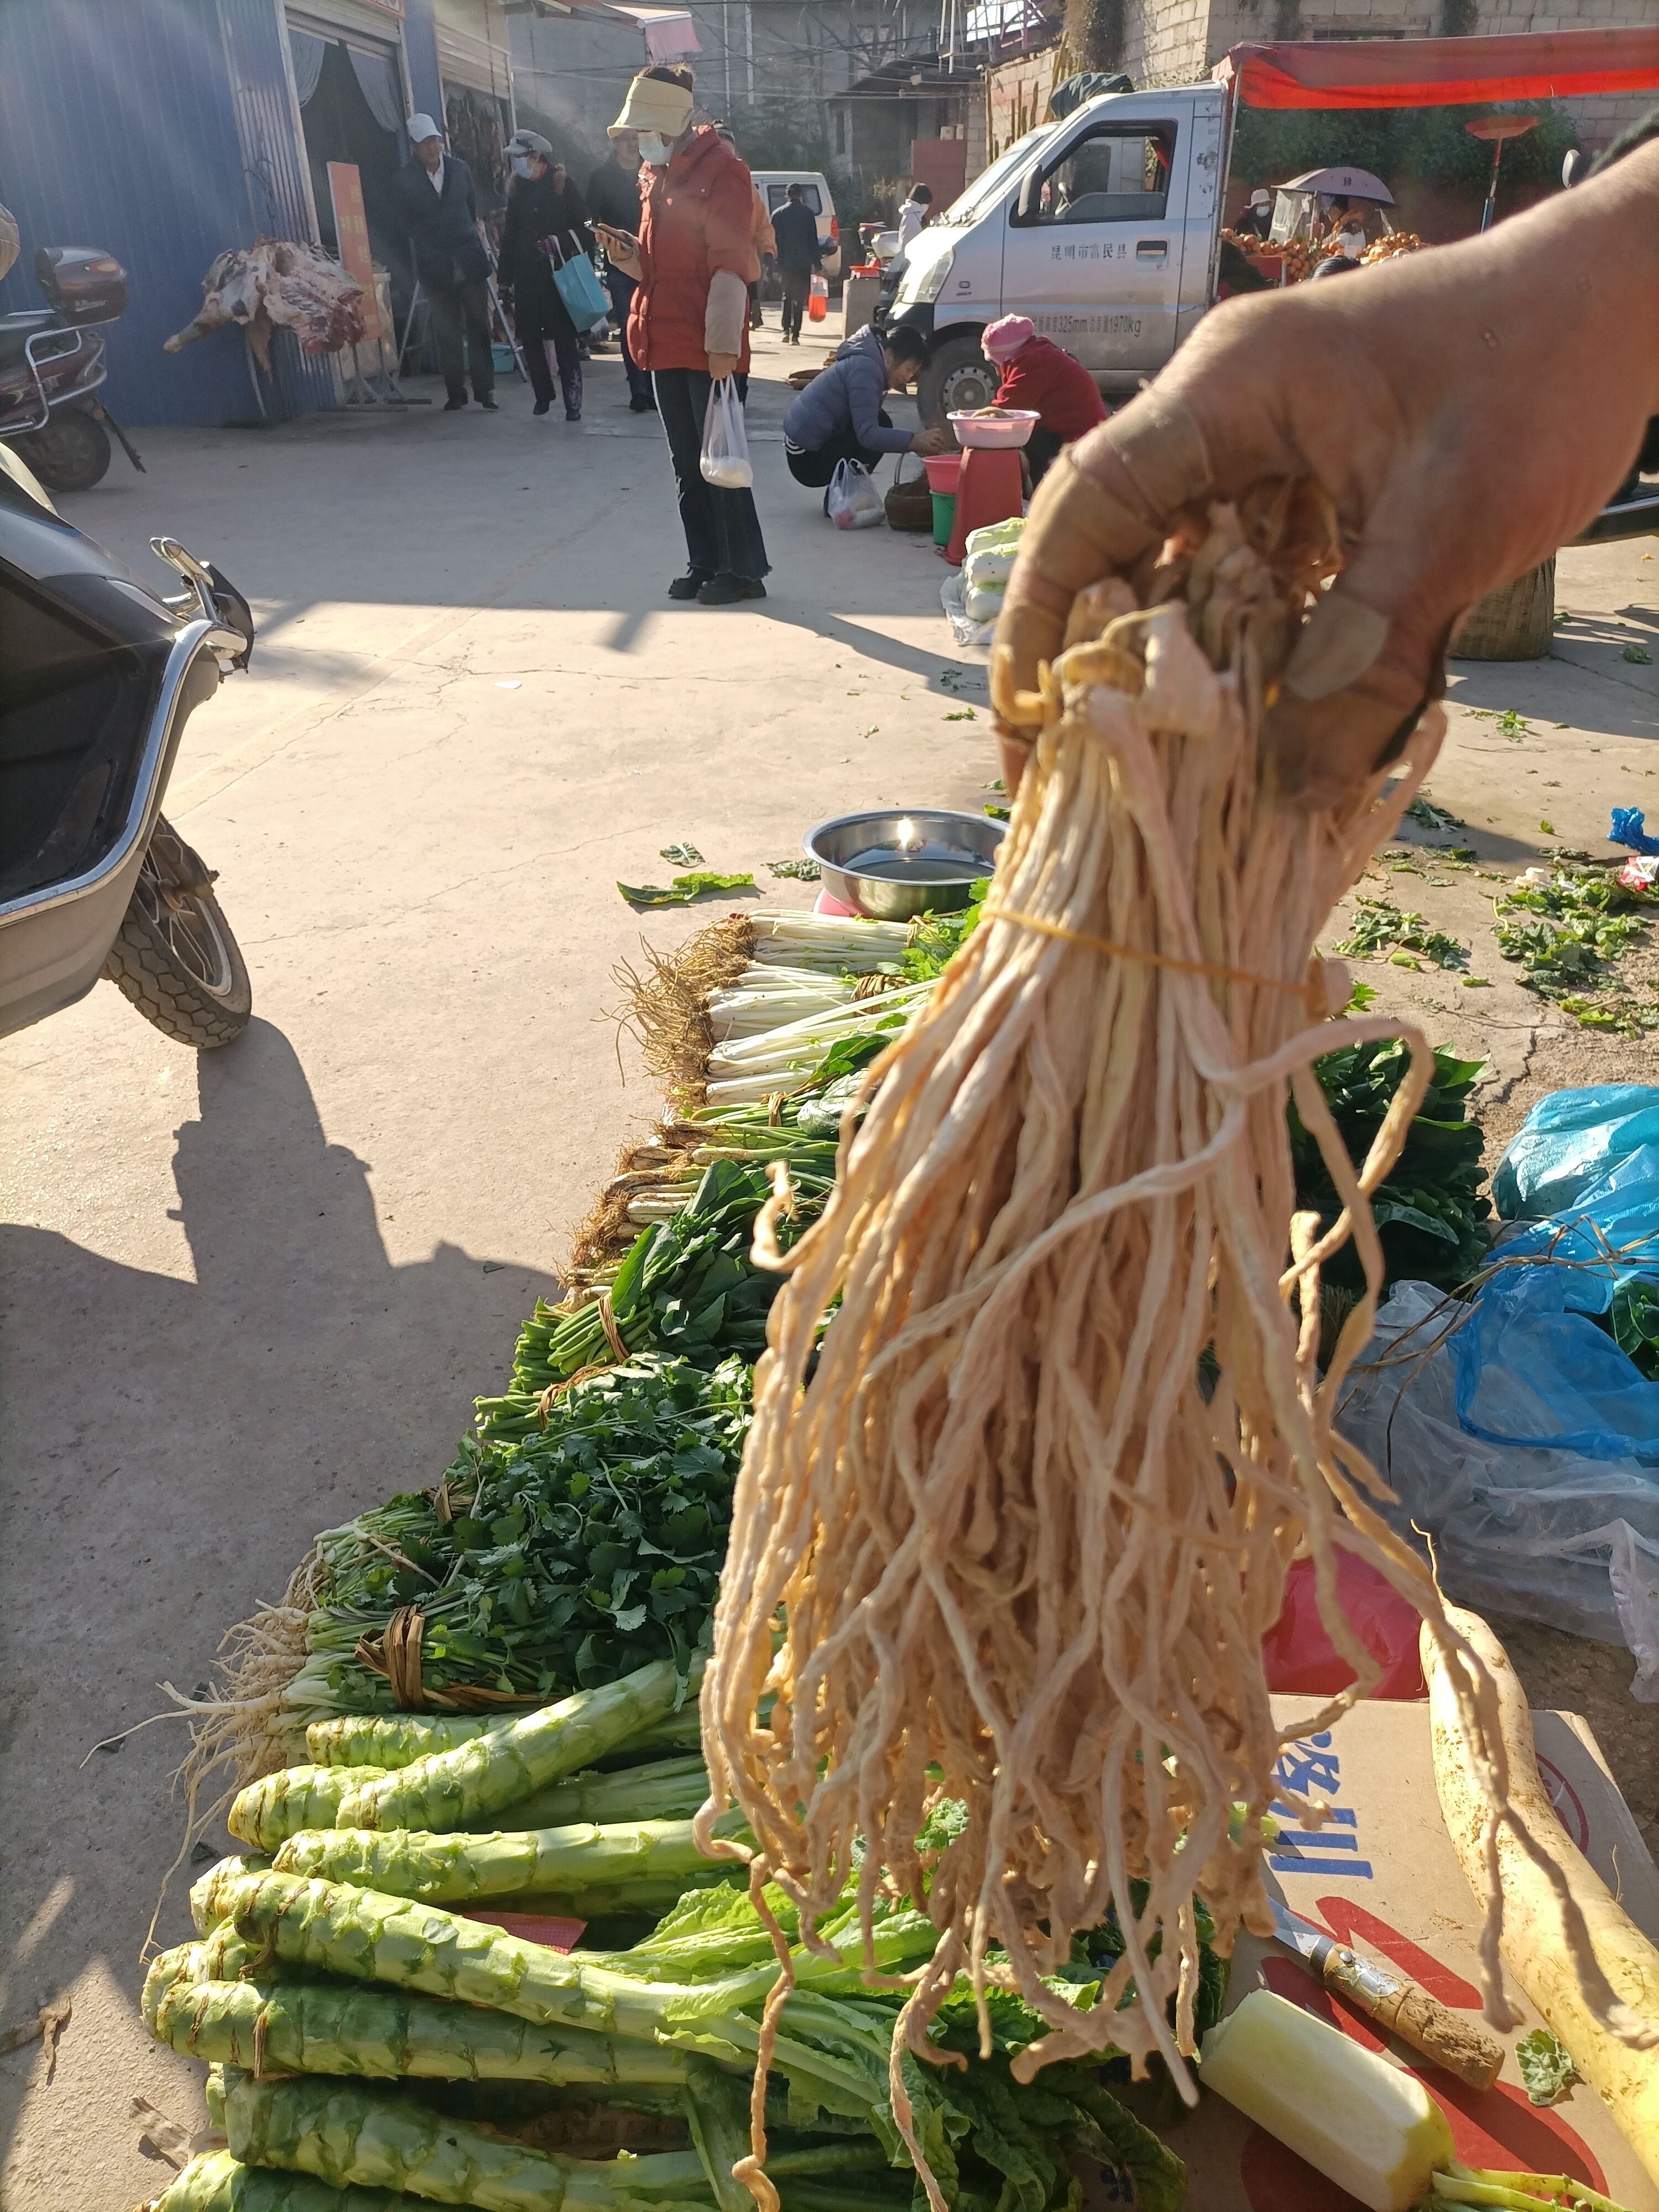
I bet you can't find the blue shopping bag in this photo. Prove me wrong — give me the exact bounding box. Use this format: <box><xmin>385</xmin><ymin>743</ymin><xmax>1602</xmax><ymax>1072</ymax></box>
<box><xmin>546</xmin><ymin>233</ymin><xmax>609</xmax><ymax>327</ymax></box>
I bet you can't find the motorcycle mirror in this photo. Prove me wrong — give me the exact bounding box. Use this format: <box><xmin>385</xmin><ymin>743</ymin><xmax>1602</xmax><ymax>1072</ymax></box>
<box><xmin>208</xmin><ymin>565</ymin><xmax>255</xmax><ymax>671</ymax></box>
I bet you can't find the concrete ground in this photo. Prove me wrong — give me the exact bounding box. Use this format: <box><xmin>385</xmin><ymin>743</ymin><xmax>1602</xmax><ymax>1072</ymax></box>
<box><xmin>1</xmin><ymin>325</ymin><xmax>1655</xmax><ymax>2205</ymax></box>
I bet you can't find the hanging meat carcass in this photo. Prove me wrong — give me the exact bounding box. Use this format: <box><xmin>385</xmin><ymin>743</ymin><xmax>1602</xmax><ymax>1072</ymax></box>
<box><xmin>165</xmin><ymin>239</ymin><xmax>366</xmax><ymax>371</ymax></box>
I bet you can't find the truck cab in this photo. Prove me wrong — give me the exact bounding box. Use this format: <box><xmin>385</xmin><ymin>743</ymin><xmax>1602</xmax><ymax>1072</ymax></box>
<box><xmin>890</xmin><ymin>84</ymin><xmax>1228</xmax><ymax>423</ymax></box>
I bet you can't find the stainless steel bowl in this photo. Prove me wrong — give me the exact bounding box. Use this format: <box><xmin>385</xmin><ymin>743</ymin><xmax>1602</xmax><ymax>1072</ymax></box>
<box><xmin>804</xmin><ymin>807</ymin><xmax>1006</xmax><ymax>921</ymax></box>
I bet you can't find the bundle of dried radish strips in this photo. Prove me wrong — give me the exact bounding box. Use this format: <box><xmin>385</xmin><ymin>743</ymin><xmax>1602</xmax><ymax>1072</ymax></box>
<box><xmin>696</xmin><ymin>486</ymin><xmax>1610</xmax><ymax>2204</ymax></box>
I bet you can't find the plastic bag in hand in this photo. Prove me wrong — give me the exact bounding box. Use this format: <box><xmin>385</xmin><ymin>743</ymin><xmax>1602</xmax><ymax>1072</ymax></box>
<box><xmin>700</xmin><ymin>378</ymin><xmax>753</xmax><ymax>489</ymax></box>
<box><xmin>826</xmin><ymin>457</ymin><xmax>884</xmax><ymax>530</ymax></box>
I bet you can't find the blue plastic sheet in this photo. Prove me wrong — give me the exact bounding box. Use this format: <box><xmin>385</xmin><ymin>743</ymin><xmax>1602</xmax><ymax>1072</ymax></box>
<box><xmin>1489</xmin><ymin>1083</ymin><xmax>1659</xmax><ymax>1220</ymax></box>
<box><xmin>1337</xmin><ymin>1087</ymin><xmax>1659</xmax><ymax>1685</ymax></box>
<box><xmin>1458</xmin><ymin>1123</ymin><xmax>1659</xmax><ymax>1462</ymax></box>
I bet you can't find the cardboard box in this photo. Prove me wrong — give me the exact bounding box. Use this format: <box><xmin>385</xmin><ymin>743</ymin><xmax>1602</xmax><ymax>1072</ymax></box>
<box><xmin>1145</xmin><ymin>1696</ymin><xmax>1659</xmax><ymax>2209</ymax></box>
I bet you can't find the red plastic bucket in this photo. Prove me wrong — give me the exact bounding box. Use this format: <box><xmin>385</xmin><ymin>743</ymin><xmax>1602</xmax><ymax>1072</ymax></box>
<box><xmin>922</xmin><ymin>452</ymin><xmax>961</xmax><ymax>494</ymax></box>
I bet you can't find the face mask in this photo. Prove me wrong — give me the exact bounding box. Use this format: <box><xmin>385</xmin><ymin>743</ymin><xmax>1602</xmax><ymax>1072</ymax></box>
<box><xmin>512</xmin><ymin>156</ymin><xmax>535</xmax><ymax>179</ymax></box>
<box><xmin>637</xmin><ymin>132</ymin><xmax>672</xmax><ymax>166</ymax></box>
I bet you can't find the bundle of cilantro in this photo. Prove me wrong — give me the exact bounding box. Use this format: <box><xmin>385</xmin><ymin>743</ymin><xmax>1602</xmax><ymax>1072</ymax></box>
<box><xmin>288</xmin><ymin>1355</ymin><xmax>750</xmax><ymax>1718</ymax></box>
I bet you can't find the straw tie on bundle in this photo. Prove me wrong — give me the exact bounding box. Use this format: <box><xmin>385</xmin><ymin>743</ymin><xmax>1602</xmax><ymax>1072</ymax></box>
<box><xmin>698</xmin><ymin>486</ymin><xmax>1631</xmax><ymax>2209</ymax></box>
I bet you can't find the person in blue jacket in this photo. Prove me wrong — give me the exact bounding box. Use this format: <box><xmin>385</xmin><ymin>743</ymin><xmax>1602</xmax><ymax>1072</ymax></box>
<box><xmin>781</xmin><ymin>324</ymin><xmax>941</xmax><ymax>504</ymax></box>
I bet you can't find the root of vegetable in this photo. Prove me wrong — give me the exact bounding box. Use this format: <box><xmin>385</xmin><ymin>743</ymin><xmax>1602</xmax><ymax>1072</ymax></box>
<box><xmin>611</xmin><ymin>914</ymin><xmax>755</xmax><ymax>1114</ymax></box>
<box><xmin>1425</xmin><ymin>1601</ymin><xmax>1659</xmax><ymax>2183</ymax></box>
<box><xmin>697</xmin><ymin>489</ymin><xmax>1573</xmax><ymax>2206</ymax></box>
<box><xmin>137</xmin><ymin>1546</ymin><xmax>326</xmax><ymax>1953</ymax></box>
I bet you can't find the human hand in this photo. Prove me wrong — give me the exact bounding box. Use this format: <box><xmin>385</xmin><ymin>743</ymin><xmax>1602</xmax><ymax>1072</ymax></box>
<box><xmin>994</xmin><ymin>140</ymin><xmax>1659</xmax><ymax>808</ymax></box>
<box><xmin>910</xmin><ymin>423</ymin><xmax>954</xmax><ymax>456</ymax></box>
<box><xmin>707</xmin><ymin>352</ymin><xmax>740</xmax><ymax>383</ymax></box>
<box><xmin>595</xmin><ymin>224</ymin><xmax>641</xmax><ymax>278</ymax></box>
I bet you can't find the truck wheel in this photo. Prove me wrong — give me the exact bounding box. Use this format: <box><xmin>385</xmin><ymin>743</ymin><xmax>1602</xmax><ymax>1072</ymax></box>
<box><xmin>15</xmin><ymin>409</ymin><xmax>111</xmax><ymax>493</ymax></box>
<box><xmin>1449</xmin><ymin>559</ymin><xmax>1556</xmax><ymax>661</ymax></box>
<box><xmin>916</xmin><ymin>333</ymin><xmax>995</xmax><ymax>426</ymax></box>
<box><xmin>102</xmin><ymin>816</ymin><xmax>251</xmax><ymax>1047</ymax></box>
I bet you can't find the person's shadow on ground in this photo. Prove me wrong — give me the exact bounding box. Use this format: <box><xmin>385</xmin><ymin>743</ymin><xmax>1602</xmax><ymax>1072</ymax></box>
<box><xmin>0</xmin><ymin>1019</ymin><xmax>559</xmax><ymax>2196</ymax></box>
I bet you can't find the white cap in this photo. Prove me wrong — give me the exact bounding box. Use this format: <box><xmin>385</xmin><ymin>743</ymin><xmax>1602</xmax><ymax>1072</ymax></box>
<box><xmin>406</xmin><ymin>113</ymin><xmax>442</xmax><ymax>144</ymax></box>
<box><xmin>1250</xmin><ymin>188</ymin><xmax>1271</xmax><ymax>207</ymax></box>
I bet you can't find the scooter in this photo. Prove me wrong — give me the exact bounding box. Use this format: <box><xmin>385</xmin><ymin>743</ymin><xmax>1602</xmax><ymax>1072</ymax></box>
<box><xmin>0</xmin><ymin>441</ymin><xmax>254</xmax><ymax>1047</ymax></box>
<box><xmin>0</xmin><ymin>246</ymin><xmax>145</xmax><ymax>494</ymax></box>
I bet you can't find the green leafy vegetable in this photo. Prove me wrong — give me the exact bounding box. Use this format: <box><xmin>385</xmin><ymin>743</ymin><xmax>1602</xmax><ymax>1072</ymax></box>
<box><xmin>1610</xmin><ymin>1277</ymin><xmax>1659</xmax><ymax>1381</ymax></box>
<box><xmin>1335</xmin><ymin>898</ymin><xmax>1466</xmax><ymax>970</ymax></box>
<box><xmin>618</xmin><ymin>872</ymin><xmax>755</xmax><ymax>909</ymax></box>
<box><xmin>1623</xmin><ymin>644</ymin><xmax>1653</xmax><ymax>666</ymax></box>
<box><xmin>1515</xmin><ymin>2026</ymin><xmax>1578</xmax><ymax>2105</ymax></box>
<box><xmin>902</xmin><ymin>883</ymin><xmax>992</xmax><ymax>982</ymax></box>
<box><xmin>766</xmin><ymin>858</ymin><xmax>822</xmax><ymax>881</ymax></box>
<box><xmin>1493</xmin><ymin>870</ymin><xmax>1649</xmax><ymax>1022</ymax></box>
<box><xmin>660</xmin><ymin>842</ymin><xmax>705</xmax><ymax>867</ymax></box>
<box><xmin>1291</xmin><ymin>1039</ymin><xmax>1489</xmax><ymax>1290</ymax></box>
<box><xmin>1405</xmin><ymin>795</ymin><xmax>1463</xmax><ymax>833</ymax></box>
<box><xmin>296</xmin><ymin>1355</ymin><xmax>750</xmax><ymax>1714</ymax></box>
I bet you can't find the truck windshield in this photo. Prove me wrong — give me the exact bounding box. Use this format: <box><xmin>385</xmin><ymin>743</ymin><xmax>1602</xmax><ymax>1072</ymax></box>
<box><xmin>935</xmin><ymin>127</ymin><xmax>1057</xmax><ymax>226</ymax></box>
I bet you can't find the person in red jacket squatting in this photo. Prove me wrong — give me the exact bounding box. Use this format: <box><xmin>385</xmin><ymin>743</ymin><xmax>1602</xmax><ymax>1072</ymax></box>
<box><xmin>593</xmin><ymin>65</ymin><xmax>769</xmax><ymax>607</ymax></box>
<box><xmin>980</xmin><ymin>313</ymin><xmax>1107</xmax><ymax>489</ymax></box>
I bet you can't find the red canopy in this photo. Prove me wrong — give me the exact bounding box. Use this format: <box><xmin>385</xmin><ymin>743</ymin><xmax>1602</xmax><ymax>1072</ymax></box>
<box><xmin>1217</xmin><ymin>28</ymin><xmax>1659</xmax><ymax>112</ymax></box>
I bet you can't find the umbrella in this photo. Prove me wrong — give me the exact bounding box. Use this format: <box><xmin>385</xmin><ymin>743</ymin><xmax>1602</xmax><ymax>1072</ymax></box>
<box><xmin>1277</xmin><ymin>165</ymin><xmax>1396</xmax><ymax>204</ymax></box>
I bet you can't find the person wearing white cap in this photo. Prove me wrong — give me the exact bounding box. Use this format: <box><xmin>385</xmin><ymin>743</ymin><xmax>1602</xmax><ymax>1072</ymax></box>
<box><xmin>393</xmin><ymin>112</ymin><xmax>496</xmax><ymax>410</ymax></box>
<box><xmin>594</xmin><ymin>65</ymin><xmax>769</xmax><ymax>604</ymax></box>
<box><xmin>1241</xmin><ymin>186</ymin><xmax>1274</xmax><ymax>242</ymax></box>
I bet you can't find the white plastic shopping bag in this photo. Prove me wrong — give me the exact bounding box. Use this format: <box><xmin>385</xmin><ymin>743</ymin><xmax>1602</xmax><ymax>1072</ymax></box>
<box><xmin>700</xmin><ymin>378</ymin><xmax>753</xmax><ymax>489</ymax></box>
<box><xmin>826</xmin><ymin>457</ymin><xmax>884</xmax><ymax>530</ymax></box>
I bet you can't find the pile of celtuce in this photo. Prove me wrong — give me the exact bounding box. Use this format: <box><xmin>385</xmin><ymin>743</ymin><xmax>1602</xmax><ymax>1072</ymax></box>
<box><xmin>145</xmin><ymin>1663</ymin><xmax>1198</xmax><ymax>2212</ymax></box>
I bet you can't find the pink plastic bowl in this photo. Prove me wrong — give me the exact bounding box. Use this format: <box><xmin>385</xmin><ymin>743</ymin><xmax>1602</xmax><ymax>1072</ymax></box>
<box><xmin>948</xmin><ymin>408</ymin><xmax>1040</xmax><ymax>450</ymax></box>
<box><xmin>921</xmin><ymin>452</ymin><xmax>962</xmax><ymax>493</ymax></box>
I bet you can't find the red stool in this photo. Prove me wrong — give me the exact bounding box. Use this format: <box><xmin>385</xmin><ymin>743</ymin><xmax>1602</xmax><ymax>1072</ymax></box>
<box><xmin>946</xmin><ymin>445</ymin><xmax>1024</xmax><ymax>565</ymax></box>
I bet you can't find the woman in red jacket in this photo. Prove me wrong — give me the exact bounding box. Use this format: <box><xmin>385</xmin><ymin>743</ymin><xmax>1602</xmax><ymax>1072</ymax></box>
<box><xmin>980</xmin><ymin>314</ymin><xmax>1107</xmax><ymax>488</ymax></box>
<box><xmin>594</xmin><ymin>67</ymin><xmax>769</xmax><ymax>606</ymax></box>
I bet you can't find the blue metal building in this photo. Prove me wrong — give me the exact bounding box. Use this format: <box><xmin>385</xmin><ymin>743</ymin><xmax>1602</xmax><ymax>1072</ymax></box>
<box><xmin>0</xmin><ymin>0</ymin><xmax>512</xmax><ymax>427</ymax></box>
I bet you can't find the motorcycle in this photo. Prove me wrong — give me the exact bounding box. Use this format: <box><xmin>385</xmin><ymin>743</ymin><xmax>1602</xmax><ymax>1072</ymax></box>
<box><xmin>0</xmin><ymin>440</ymin><xmax>254</xmax><ymax>1047</ymax></box>
<box><xmin>0</xmin><ymin>245</ymin><xmax>145</xmax><ymax>493</ymax></box>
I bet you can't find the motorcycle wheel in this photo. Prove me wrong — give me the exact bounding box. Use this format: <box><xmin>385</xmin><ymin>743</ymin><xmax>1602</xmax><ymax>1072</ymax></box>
<box><xmin>16</xmin><ymin>408</ymin><xmax>111</xmax><ymax>493</ymax></box>
<box><xmin>102</xmin><ymin>816</ymin><xmax>252</xmax><ymax>1047</ymax></box>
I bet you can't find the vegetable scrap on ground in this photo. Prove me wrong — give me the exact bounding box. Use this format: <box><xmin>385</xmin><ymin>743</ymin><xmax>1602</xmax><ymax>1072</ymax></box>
<box><xmin>134</xmin><ymin>613</ymin><xmax>1659</xmax><ymax>2212</ymax></box>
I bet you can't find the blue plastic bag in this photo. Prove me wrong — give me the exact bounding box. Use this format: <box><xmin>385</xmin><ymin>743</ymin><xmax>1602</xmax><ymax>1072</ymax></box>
<box><xmin>546</xmin><ymin>235</ymin><xmax>609</xmax><ymax>328</ymax></box>
<box><xmin>1490</xmin><ymin>1082</ymin><xmax>1659</xmax><ymax>1220</ymax></box>
<box><xmin>1454</xmin><ymin>1094</ymin><xmax>1659</xmax><ymax>1462</ymax></box>
<box><xmin>1611</xmin><ymin>805</ymin><xmax>1659</xmax><ymax>856</ymax></box>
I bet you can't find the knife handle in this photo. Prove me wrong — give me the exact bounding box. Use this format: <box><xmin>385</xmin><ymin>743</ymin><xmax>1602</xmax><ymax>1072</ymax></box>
<box><xmin>1320</xmin><ymin>1947</ymin><xmax>1505</xmax><ymax>2091</ymax></box>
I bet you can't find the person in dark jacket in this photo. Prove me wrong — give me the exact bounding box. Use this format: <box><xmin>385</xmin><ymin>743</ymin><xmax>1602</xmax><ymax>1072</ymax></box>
<box><xmin>781</xmin><ymin>324</ymin><xmax>935</xmax><ymax>502</ymax></box>
<box><xmin>499</xmin><ymin>132</ymin><xmax>592</xmax><ymax>420</ymax></box>
<box><xmin>394</xmin><ymin>113</ymin><xmax>495</xmax><ymax>410</ymax></box>
<box><xmin>587</xmin><ymin>131</ymin><xmax>653</xmax><ymax>411</ymax></box>
<box><xmin>771</xmin><ymin>182</ymin><xmax>822</xmax><ymax>345</ymax></box>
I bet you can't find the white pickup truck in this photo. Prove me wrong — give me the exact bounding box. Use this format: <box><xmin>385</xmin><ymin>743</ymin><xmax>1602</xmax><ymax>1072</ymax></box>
<box><xmin>891</xmin><ymin>82</ymin><xmax>1230</xmax><ymax>422</ymax></box>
